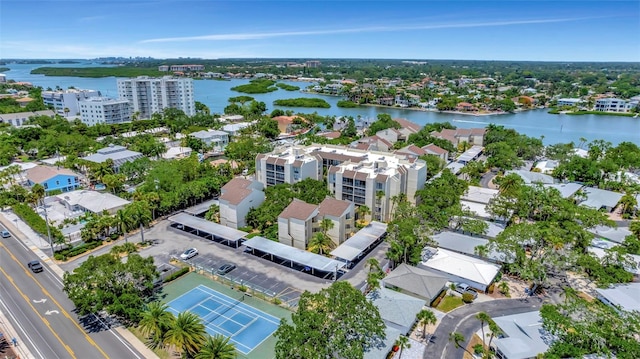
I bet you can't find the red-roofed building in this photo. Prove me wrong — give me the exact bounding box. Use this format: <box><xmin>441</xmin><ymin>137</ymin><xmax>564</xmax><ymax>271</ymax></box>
<box><xmin>422</xmin><ymin>143</ymin><xmax>449</xmax><ymax>161</ymax></box>
<box><xmin>456</xmin><ymin>102</ymin><xmax>477</xmax><ymax>112</ymax></box>
<box><xmin>431</xmin><ymin>128</ymin><xmax>486</xmax><ymax>147</ymax></box>
<box><xmin>278</xmin><ymin>199</ymin><xmax>319</xmax><ymax>249</ymax></box>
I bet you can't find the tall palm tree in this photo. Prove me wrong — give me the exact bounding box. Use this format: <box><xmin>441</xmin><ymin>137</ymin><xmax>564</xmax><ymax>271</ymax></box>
<box><xmin>416</xmin><ymin>309</ymin><xmax>437</xmax><ymax>339</ymax></box>
<box><xmin>116</xmin><ymin>209</ymin><xmax>131</xmax><ymax>243</ymax></box>
<box><xmin>125</xmin><ymin>200</ymin><xmax>152</xmax><ymax>243</ymax></box>
<box><xmin>31</xmin><ymin>183</ymin><xmax>46</xmax><ymax>207</ymax></box>
<box><xmin>395</xmin><ymin>335</ymin><xmax>411</xmax><ymax>359</ymax></box>
<box><xmin>319</xmin><ymin>218</ymin><xmax>334</xmax><ymax>237</ymax></box>
<box><xmin>195</xmin><ymin>335</ymin><xmax>236</xmax><ymax>359</ymax></box>
<box><xmin>308</xmin><ymin>232</ymin><xmax>335</xmax><ymax>256</ymax></box>
<box><xmin>448</xmin><ymin>332</ymin><xmax>474</xmax><ymax>357</ymax></box>
<box><xmin>475</xmin><ymin>312</ymin><xmax>492</xmax><ymax>350</ymax></box>
<box><xmin>357</xmin><ymin>205</ymin><xmax>371</xmax><ymax>225</ymax></box>
<box><xmin>138</xmin><ymin>302</ymin><xmax>175</xmax><ymax>349</ymax></box>
<box><xmin>164</xmin><ymin>311</ymin><xmax>206</xmax><ymax>357</ymax></box>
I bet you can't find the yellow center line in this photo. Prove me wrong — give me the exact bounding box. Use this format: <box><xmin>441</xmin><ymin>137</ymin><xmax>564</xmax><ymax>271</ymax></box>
<box><xmin>0</xmin><ymin>243</ymin><xmax>109</xmax><ymax>359</ymax></box>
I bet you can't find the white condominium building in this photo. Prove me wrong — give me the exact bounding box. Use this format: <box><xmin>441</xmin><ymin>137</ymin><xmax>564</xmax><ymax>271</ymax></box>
<box><xmin>117</xmin><ymin>76</ymin><xmax>195</xmax><ymax>119</ymax></box>
<box><xmin>78</xmin><ymin>97</ymin><xmax>131</xmax><ymax>125</ymax></box>
<box><xmin>594</xmin><ymin>98</ymin><xmax>637</xmax><ymax>113</ymax></box>
<box><xmin>256</xmin><ymin>145</ymin><xmax>427</xmax><ymax>221</ymax></box>
<box><xmin>41</xmin><ymin>89</ymin><xmax>101</xmax><ymax>116</ymax></box>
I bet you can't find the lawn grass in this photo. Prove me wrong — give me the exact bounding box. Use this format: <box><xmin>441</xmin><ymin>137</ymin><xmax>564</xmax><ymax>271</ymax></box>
<box><xmin>437</xmin><ymin>295</ymin><xmax>465</xmax><ymax>312</ymax></box>
<box><xmin>129</xmin><ymin>326</ymin><xmax>172</xmax><ymax>359</ymax></box>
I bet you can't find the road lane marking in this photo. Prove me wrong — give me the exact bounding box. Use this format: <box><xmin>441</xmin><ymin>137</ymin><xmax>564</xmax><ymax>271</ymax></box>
<box><xmin>0</xmin><ymin>296</ymin><xmax>48</xmax><ymax>359</ymax></box>
<box><xmin>33</xmin><ymin>298</ymin><xmax>47</xmax><ymax>304</ymax></box>
<box><xmin>45</xmin><ymin>310</ymin><xmax>60</xmax><ymax>315</ymax></box>
<box><xmin>0</xmin><ymin>265</ymin><xmax>76</xmax><ymax>359</ymax></box>
<box><xmin>0</xmin><ymin>243</ymin><xmax>109</xmax><ymax>359</ymax></box>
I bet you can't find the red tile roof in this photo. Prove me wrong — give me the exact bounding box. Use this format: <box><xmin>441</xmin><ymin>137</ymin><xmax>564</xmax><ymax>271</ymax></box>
<box><xmin>279</xmin><ymin>199</ymin><xmax>318</xmax><ymax>221</ymax></box>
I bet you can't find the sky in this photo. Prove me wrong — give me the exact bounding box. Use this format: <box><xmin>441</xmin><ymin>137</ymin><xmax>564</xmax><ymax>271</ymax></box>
<box><xmin>1</xmin><ymin>0</ymin><xmax>639</xmax><ymax>61</ymax></box>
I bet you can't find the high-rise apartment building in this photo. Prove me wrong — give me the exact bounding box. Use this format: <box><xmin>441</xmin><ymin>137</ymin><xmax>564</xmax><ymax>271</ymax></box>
<box><xmin>256</xmin><ymin>145</ymin><xmax>427</xmax><ymax>221</ymax></box>
<box><xmin>78</xmin><ymin>97</ymin><xmax>131</xmax><ymax>125</ymax></box>
<box><xmin>41</xmin><ymin>89</ymin><xmax>101</xmax><ymax>116</ymax></box>
<box><xmin>117</xmin><ymin>76</ymin><xmax>195</xmax><ymax>119</ymax></box>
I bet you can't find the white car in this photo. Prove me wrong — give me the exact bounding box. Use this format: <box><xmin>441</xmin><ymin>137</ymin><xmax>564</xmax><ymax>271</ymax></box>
<box><xmin>180</xmin><ymin>248</ymin><xmax>198</xmax><ymax>260</ymax></box>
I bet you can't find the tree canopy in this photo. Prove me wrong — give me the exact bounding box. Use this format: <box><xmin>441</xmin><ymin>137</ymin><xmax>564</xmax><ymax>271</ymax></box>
<box><xmin>274</xmin><ymin>281</ymin><xmax>386</xmax><ymax>359</ymax></box>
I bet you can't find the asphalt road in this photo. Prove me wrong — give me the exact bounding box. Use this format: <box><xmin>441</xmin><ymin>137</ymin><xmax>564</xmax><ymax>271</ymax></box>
<box><xmin>0</xmin><ymin>228</ymin><xmax>144</xmax><ymax>359</ymax></box>
<box><xmin>425</xmin><ymin>297</ymin><xmax>544</xmax><ymax>359</ymax></box>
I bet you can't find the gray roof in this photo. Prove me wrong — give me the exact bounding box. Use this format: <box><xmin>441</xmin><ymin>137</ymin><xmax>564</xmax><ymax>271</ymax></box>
<box><xmin>363</xmin><ymin>326</ymin><xmax>402</xmax><ymax>359</ymax></box>
<box><xmin>457</xmin><ymin>145</ymin><xmax>483</xmax><ymax>163</ymax></box>
<box><xmin>462</xmin><ymin>186</ymin><xmax>499</xmax><ymax>204</ymax></box>
<box><xmin>595</xmin><ymin>283</ymin><xmax>640</xmax><ymax>312</ymax></box>
<box><xmin>432</xmin><ymin>231</ymin><xmax>506</xmax><ymax>262</ymax></box>
<box><xmin>588</xmin><ymin>225</ymin><xmax>631</xmax><ymax>244</ymax></box>
<box><xmin>168</xmin><ymin>212</ymin><xmax>247</xmax><ymax>242</ymax></box>
<box><xmin>243</xmin><ymin>236</ymin><xmax>346</xmax><ymax>272</ymax></box>
<box><xmin>82</xmin><ymin>145</ymin><xmax>144</xmax><ymax>167</ymax></box>
<box><xmin>543</xmin><ymin>182</ymin><xmax>583</xmax><ymax>198</ymax></box>
<box><xmin>580</xmin><ymin>187</ymin><xmax>623</xmax><ymax>210</ymax></box>
<box><xmin>493</xmin><ymin>311</ymin><xmax>550</xmax><ymax>359</ymax></box>
<box><xmin>383</xmin><ymin>263</ymin><xmax>448</xmax><ymax>301</ymax></box>
<box><xmin>184</xmin><ymin>199</ymin><xmax>219</xmax><ymax>216</ymax></box>
<box><xmin>330</xmin><ymin>221</ymin><xmax>387</xmax><ymax>261</ymax></box>
<box><xmin>367</xmin><ymin>287</ymin><xmax>426</xmax><ymax>333</ymax></box>
<box><xmin>190</xmin><ymin>129</ymin><xmax>228</xmax><ymax>139</ymax></box>
<box><xmin>505</xmin><ymin>170</ymin><xmax>554</xmax><ymax>184</ymax></box>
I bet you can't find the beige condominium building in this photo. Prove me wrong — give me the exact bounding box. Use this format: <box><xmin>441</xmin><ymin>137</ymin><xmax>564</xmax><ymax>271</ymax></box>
<box><xmin>256</xmin><ymin>144</ymin><xmax>427</xmax><ymax>221</ymax></box>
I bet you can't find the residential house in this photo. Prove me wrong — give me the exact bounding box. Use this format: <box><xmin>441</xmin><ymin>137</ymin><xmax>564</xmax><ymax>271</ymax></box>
<box><xmin>595</xmin><ymin>98</ymin><xmax>633</xmax><ymax>113</ymax></box>
<box><xmin>382</xmin><ymin>263</ymin><xmax>448</xmax><ymax>305</ymax></box>
<box><xmin>162</xmin><ymin>146</ymin><xmax>193</xmax><ymax>160</ymax></box>
<box><xmin>278</xmin><ymin>199</ymin><xmax>319</xmax><ymax>249</ymax></box>
<box><xmin>82</xmin><ymin>144</ymin><xmax>144</xmax><ymax>173</ymax></box>
<box><xmin>395</xmin><ymin>144</ymin><xmax>427</xmax><ymax>159</ymax></box>
<box><xmin>189</xmin><ymin>129</ymin><xmax>229</xmax><ymax>152</ymax></box>
<box><xmin>504</xmin><ymin>170</ymin><xmax>555</xmax><ymax>184</ymax></box>
<box><xmin>556</xmin><ymin>98</ymin><xmax>584</xmax><ymax>107</ymax></box>
<box><xmin>460</xmin><ymin>186</ymin><xmax>499</xmax><ymax>220</ymax></box>
<box><xmin>222</xmin><ymin>122</ymin><xmax>253</xmax><ymax>136</ymax></box>
<box><xmin>595</xmin><ymin>282</ymin><xmax>640</xmax><ymax>313</ymax></box>
<box><xmin>272</xmin><ymin>115</ymin><xmax>307</xmax><ymax>135</ymax></box>
<box><xmin>418</xmin><ymin>247</ymin><xmax>501</xmax><ymax>292</ymax></box>
<box><xmin>351</xmin><ymin>135</ymin><xmax>393</xmax><ymax>152</ymax></box>
<box><xmin>456</xmin><ymin>102</ymin><xmax>477</xmax><ymax>112</ymax></box>
<box><xmin>219</xmin><ymin>114</ymin><xmax>245</xmax><ymax>122</ymax></box>
<box><xmin>534</xmin><ymin>160</ymin><xmax>558</xmax><ymax>174</ymax></box>
<box><xmin>579</xmin><ymin>187</ymin><xmax>623</xmax><ymax>212</ymax></box>
<box><xmin>218</xmin><ymin>178</ymin><xmax>265</xmax><ymax>229</ymax></box>
<box><xmin>491</xmin><ymin>311</ymin><xmax>550</xmax><ymax>359</ymax></box>
<box><xmin>422</xmin><ymin>143</ymin><xmax>449</xmax><ymax>161</ymax></box>
<box><xmin>55</xmin><ymin>190</ymin><xmax>130</xmax><ymax>216</ymax></box>
<box><xmin>543</xmin><ymin>182</ymin><xmax>583</xmax><ymax>199</ymax></box>
<box><xmin>317</xmin><ymin>197</ymin><xmax>355</xmax><ymax>246</ymax></box>
<box><xmin>431</xmin><ymin>128</ymin><xmax>486</xmax><ymax>147</ymax></box>
<box><xmin>26</xmin><ymin>165</ymin><xmax>80</xmax><ymax>194</ymax></box>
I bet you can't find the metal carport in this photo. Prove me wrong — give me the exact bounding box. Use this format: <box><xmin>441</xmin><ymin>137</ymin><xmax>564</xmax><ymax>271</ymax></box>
<box><xmin>168</xmin><ymin>212</ymin><xmax>247</xmax><ymax>248</ymax></box>
<box><xmin>330</xmin><ymin>221</ymin><xmax>387</xmax><ymax>267</ymax></box>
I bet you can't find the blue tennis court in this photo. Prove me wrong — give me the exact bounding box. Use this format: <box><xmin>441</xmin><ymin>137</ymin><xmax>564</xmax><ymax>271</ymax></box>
<box><xmin>167</xmin><ymin>284</ymin><xmax>280</xmax><ymax>354</ymax></box>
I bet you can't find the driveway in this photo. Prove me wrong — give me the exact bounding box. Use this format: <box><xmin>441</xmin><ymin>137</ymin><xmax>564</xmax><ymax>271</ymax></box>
<box><xmin>425</xmin><ymin>297</ymin><xmax>544</xmax><ymax>359</ymax></box>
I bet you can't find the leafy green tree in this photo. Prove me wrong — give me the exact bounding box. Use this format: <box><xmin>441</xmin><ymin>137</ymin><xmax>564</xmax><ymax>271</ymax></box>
<box><xmin>63</xmin><ymin>252</ymin><xmax>158</xmax><ymax>324</ymax></box>
<box><xmin>195</xmin><ymin>335</ymin><xmax>236</xmax><ymax>359</ymax></box>
<box><xmin>256</xmin><ymin>117</ymin><xmax>280</xmax><ymax>139</ymax></box>
<box><xmin>164</xmin><ymin>311</ymin><xmax>207</xmax><ymax>358</ymax></box>
<box><xmin>366</xmin><ymin>113</ymin><xmax>400</xmax><ymax>136</ymax></box>
<box><xmin>274</xmin><ymin>281</ymin><xmax>386</xmax><ymax>359</ymax></box>
<box><xmin>540</xmin><ymin>289</ymin><xmax>640</xmax><ymax>358</ymax></box>
<box><xmin>139</xmin><ymin>302</ymin><xmax>175</xmax><ymax>349</ymax></box>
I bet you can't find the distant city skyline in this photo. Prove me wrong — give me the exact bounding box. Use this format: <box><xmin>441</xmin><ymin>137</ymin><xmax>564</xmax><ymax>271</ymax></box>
<box><xmin>1</xmin><ymin>1</ymin><xmax>639</xmax><ymax>62</ymax></box>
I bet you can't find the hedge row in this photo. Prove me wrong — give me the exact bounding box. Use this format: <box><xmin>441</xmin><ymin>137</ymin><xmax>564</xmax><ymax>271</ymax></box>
<box><xmin>163</xmin><ymin>267</ymin><xmax>190</xmax><ymax>283</ymax></box>
<box><xmin>12</xmin><ymin>203</ymin><xmax>64</xmax><ymax>242</ymax></box>
<box><xmin>54</xmin><ymin>241</ymin><xmax>102</xmax><ymax>261</ymax></box>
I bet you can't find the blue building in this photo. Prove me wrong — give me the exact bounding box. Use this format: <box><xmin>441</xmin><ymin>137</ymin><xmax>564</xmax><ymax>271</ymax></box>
<box><xmin>26</xmin><ymin>165</ymin><xmax>80</xmax><ymax>194</ymax></box>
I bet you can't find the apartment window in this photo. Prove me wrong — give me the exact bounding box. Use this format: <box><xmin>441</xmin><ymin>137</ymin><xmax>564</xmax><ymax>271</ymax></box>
<box><xmin>67</xmin><ymin>178</ymin><xmax>72</xmax><ymax>184</ymax></box>
<box><xmin>56</xmin><ymin>180</ymin><xmax>60</xmax><ymax>185</ymax></box>
<box><xmin>376</xmin><ymin>182</ymin><xmax>384</xmax><ymax>190</ymax></box>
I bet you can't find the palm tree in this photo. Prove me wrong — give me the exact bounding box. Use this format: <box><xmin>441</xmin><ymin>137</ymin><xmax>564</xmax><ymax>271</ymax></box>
<box><xmin>357</xmin><ymin>205</ymin><xmax>371</xmax><ymax>225</ymax></box>
<box><xmin>395</xmin><ymin>335</ymin><xmax>411</xmax><ymax>359</ymax></box>
<box><xmin>475</xmin><ymin>312</ymin><xmax>491</xmax><ymax>351</ymax></box>
<box><xmin>498</xmin><ymin>281</ymin><xmax>510</xmax><ymax>297</ymax></box>
<box><xmin>308</xmin><ymin>232</ymin><xmax>335</xmax><ymax>256</ymax></box>
<box><xmin>116</xmin><ymin>209</ymin><xmax>131</xmax><ymax>243</ymax></box>
<box><xmin>319</xmin><ymin>218</ymin><xmax>334</xmax><ymax>237</ymax></box>
<box><xmin>448</xmin><ymin>332</ymin><xmax>474</xmax><ymax>357</ymax></box>
<box><xmin>164</xmin><ymin>311</ymin><xmax>206</xmax><ymax>357</ymax></box>
<box><xmin>416</xmin><ymin>309</ymin><xmax>437</xmax><ymax>339</ymax></box>
<box><xmin>195</xmin><ymin>335</ymin><xmax>236</xmax><ymax>359</ymax></box>
<box><xmin>31</xmin><ymin>183</ymin><xmax>45</xmax><ymax>207</ymax></box>
<box><xmin>138</xmin><ymin>302</ymin><xmax>175</xmax><ymax>349</ymax></box>
<box><xmin>125</xmin><ymin>200</ymin><xmax>152</xmax><ymax>243</ymax></box>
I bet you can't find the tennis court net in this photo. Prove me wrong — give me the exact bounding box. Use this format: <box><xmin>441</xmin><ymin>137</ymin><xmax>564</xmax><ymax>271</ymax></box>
<box><xmin>205</xmin><ymin>295</ymin><xmax>244</xmax><ymax>324</ymax></box>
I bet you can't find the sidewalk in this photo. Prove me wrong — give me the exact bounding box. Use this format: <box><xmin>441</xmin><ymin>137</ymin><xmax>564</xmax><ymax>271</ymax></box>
<box><xmin>0</xmin><ymin>210</ymin><xmax>159</xmax><ymax>359</ymax></box>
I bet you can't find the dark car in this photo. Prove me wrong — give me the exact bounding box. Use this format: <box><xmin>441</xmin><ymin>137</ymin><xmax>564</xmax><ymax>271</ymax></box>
<box><xmin>28</xmin><ymin>260</ymin><xmax>44</xmax><ymax>273</ymax></box>
<box><xmin>217</xmin><ymin>263</ymin><xmax>236</xmax><ymax>275</ymax></box>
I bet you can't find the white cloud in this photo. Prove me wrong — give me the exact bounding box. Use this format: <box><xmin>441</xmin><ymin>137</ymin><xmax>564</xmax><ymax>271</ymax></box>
<box><xmin>140</xmin><ymin>17</ymin><xmax>593</xmax><ymax>43</ymax></box>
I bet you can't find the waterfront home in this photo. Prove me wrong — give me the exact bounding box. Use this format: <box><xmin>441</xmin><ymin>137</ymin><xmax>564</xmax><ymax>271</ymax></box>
<box><xmin>431</xmin><ymin>128</ymin><xmax>486</xmax><ymax>147</ymax></box>
<box><xmin>26</xmin><ymin>165</ymin><xmax>80</xmax><ymax>194</ymax></box>
<box><xmin>556</xmin><ymin>98</ymin><xmax>584</xmax><ymax>107</ymax></box>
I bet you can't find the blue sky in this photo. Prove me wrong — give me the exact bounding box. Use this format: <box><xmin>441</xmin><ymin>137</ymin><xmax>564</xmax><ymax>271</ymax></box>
<box><xmin>1</xmin><ymin>1</ymin><xmax>639</xmax><ymax>61</ymax></box>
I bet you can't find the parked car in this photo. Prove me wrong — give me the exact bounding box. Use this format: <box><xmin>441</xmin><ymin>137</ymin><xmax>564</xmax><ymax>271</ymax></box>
<box><xmin>217</xmin><ymin>263</ymin><xmax>236</xmax><ymax>275</ymax></box>
<box><xmin>27</xmin><ymin>260</ymin><xmax>44</xmax><ymax>273</ymax></box>
<box><xmin>180</xmin><ymin>248</ymin><xmax>198</xmax><ymax>260</ymax></box>
<box><xmin>1</xmin><ymin>229</ymin><xmax>10</xmax><ymax>238</ymax></box>
<box><xmin>454</xmin><ymin>282</ymin><xmax>478</xmax><ymax>299</ymax></box>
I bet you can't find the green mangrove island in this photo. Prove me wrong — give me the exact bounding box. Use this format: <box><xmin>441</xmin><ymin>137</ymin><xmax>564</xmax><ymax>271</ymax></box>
<box><xmin>276</xmin><ymin>83</ymin><xmax>300</xmax><ymax>91</ymax></box>
<box><xmin>337</xmin><ymin>100</ymin><xmax>359</xmax><ymax>108</ymax></box>
<box><xmin>30</xmin><ymin>66</ymin><xmax>165</xmax><ymax>78</ymax></box>
<box><xmin>273</xmin><ymin>98</ymin><xmax>331</xmax><ymax>108</ymax></box>
<box><xmin>231</xmin><ymin>79</ymin><xmax>278</xmax><ymax>94</ymax></box>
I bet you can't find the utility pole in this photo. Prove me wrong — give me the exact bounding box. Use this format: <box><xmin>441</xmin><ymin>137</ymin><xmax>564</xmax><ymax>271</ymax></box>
<box><xmin>41</xmin><ymin>199</ymin><xmax>54</xmax><ymax>256</ymax></box>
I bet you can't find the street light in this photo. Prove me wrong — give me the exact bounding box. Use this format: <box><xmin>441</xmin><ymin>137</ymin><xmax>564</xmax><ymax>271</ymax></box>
<box><xmin>41</xmin><ymin>199</ymin><xmax>54</xmax><ymax>256</ymax></box>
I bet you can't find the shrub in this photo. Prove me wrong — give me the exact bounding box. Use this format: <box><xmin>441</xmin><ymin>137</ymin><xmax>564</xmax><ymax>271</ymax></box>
<box><xmin>272</xmin><ymin>297</ymin><xmax>282</xmax><ymax>305</ymax></box>
<box><xmin>238</xmin><ymin>285</ymin><xmax>248</xmax><ymax>292</ymax></box>
<box><xmin>12</xmin><ymin>203</ymin><xmax>64</xmax><ymax>242</ymax></box>
<box><xmin>55</xmin><ymin>241</ymin><xmax>103</xmax><ymax>260</ymax></box>
<box><xmin>462</xmin><ymin>292</ymin><xmax>475</xmax><ymax>303</ymax></box>
<box><xmin>163</xmin><ymin>267</ymin><xmax>190</xmax><ymax>283</ymax></box>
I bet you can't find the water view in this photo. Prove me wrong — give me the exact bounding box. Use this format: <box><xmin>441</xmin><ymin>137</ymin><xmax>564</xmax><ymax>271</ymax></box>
<box><xmin>4</xmin><ymin>63</ymin><xmax>639</xmax><ymax>146</ymax></box>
